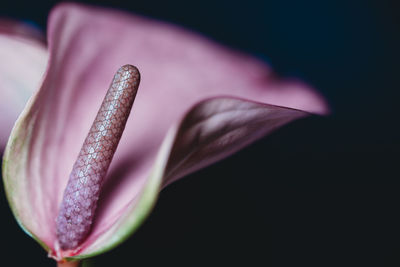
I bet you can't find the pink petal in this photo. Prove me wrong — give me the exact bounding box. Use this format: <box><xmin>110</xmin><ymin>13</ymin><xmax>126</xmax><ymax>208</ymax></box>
<box><xmin>162</xmin><ymin>98</ymin><xmax>308</xmax><ymax>187</ymax></box>
<box><xmin>0</xmin><ymin>20</ymin><xmax>47</xmax><ymax>148</ymax></box>
<box><xmin>2</xmin><ymin>3</ymin><xmax>328</xmax><ymax>259</ymax></box>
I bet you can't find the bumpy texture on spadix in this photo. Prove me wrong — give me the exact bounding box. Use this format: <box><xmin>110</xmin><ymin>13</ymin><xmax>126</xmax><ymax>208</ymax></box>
<box><xmin>56</xmin><ymin>65</ymin><xmax>140</xmax><ymax>250</ymax></box>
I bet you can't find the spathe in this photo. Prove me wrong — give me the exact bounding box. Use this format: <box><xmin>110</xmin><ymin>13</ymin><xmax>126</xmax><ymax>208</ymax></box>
<box><xmin>2</xmin><ymin>3</ymin><xmax>328</xmax><ymax>261</ymax></box>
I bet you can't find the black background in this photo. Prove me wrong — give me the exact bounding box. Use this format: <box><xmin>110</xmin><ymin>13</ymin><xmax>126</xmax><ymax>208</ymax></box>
<box><xmin>0</xmin><ymin>0</ymin><xmax>399</xmax><ymax>266</ymax></box>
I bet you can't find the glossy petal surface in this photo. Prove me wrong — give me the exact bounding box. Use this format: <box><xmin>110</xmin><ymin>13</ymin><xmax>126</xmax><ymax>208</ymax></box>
<box><xmin>2</xmin><ymin>3</ymin><xmax>328</xmax><ymax>259</ymax></box>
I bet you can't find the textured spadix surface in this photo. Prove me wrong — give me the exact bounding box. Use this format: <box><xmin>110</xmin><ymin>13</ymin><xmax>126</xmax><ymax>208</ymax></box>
<box><xmin>2</xmin><ymin>3</ymin><xmax>328</xmax><ymax>260</ymax></box>
<box><xmin>56</xmin><ymin>65</ymin><xmax>140</xmax><ymax>250</ymax></box>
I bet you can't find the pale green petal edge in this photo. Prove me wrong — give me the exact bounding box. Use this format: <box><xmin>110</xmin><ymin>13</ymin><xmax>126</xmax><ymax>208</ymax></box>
<box><xmin>67</xmin><ymin>125</ymin><xmax>178</xmax><ymax>260</ymax></box>
<box><xmin>2</xmin><ymin>97</ymin><xmax>50</xmax><ymax>252</ymax></box>
<box><xmin>2</xmin><ymin>90</ymin><xmax>177</xmax><ymax>260</ymax></box>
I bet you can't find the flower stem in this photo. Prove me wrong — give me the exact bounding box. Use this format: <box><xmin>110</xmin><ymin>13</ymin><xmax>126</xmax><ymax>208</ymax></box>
<box><xmin>57</xmin><ymin>260</ymin><xmax>81</xmax><ymax>267</ymax></box>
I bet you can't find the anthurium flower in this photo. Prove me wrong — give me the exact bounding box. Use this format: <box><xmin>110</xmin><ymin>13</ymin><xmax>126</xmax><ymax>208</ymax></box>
<box><xmin>1</xmin><ymin>2</ymin><xmax>328</xmax><ymax>265</ymax></box>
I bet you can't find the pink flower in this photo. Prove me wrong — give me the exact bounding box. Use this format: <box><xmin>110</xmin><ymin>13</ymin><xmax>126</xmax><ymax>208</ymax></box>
<box><xmin>1</xmin><ymin>3</ymin><xmax>328</xmax><ymax>265</ymax></box>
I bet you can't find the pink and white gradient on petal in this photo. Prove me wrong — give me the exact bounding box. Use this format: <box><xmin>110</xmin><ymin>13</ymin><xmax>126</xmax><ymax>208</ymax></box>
<box><xmin>0</xmin><ymin>20</ymin><xmax>47</xmax><ymax>148</ymax></box>
<box><xmin>2</xmin><ymin>3</ymin><xmax>329</xmax><ymax>261</ymax></box>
